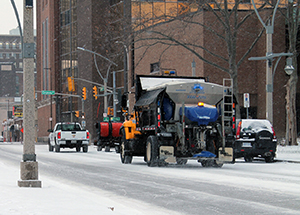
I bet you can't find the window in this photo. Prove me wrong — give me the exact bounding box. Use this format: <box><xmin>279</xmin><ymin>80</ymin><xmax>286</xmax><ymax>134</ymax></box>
<box><xmin>1</xmin><ymin>65</ymin><xmax>12</xmax><ymax>71</ymax></box>
<box><xmin>0</xmin><ymin>42</ymin><xmax>3</xmax><ymax>49</ymax></box>
<box><xmin>12</xmin><ymin>43</ymin><xmax>17</xmax><ymax>49</ymax></box>
<box><xmin>6</xmin><ymin>42</ymin><xmax>10</xmax><ymax>49</ymax></box>
<box><xmin>150</xmin><ymin>62</ymin><xmax>160</xmax><ymax>74</ymax></box>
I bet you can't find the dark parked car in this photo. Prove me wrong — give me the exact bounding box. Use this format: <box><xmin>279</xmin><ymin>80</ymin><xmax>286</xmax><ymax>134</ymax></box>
<box><xmin>234</xmin><ymin>119</ymin><xmax>277</xmax><ymax>163</ymax></box>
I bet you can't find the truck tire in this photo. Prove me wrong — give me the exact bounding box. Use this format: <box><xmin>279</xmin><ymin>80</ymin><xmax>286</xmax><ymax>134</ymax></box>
<box><xmin>97</xmin><ymin>145</ymin><xmax>103</xmax><ymax>151</ymax></box>
<box><xmin>48</xmin><ymin>139</ymin><xmax>54</xmax><ymax>152</ymax></box>
<box><xmin>265</xmin><ymin>155</ymin><xmax>274</xmax><ymax>163</ymax></box>
<box><xmin>244</xmin><ymin>156</ymin><xmax>253</xmax><ymax>162</ymax></box>
<box><xmin>83</xmin><ymin>145</ymin><xmax>88</xmax><ymax>153</ymax></box>
<box><xmin>201</xmin><ymin>159</ymin><xmax>214</xmax><ymax>167</ymax></box>
<box><xmin>176</xmin><ymin>158</ymin><xmax>188</xmax><ymax>165</ymax></box>
<box><xmin>105</xmin><ymin>145</ymin><xmax>110</xmax><ymax>152</ymax></box>
<box><xmin>120</xmin><ymin>129</ymin><xmax>132</xmax><ymax>164</ymax></box>
<box><xmin>146</xmin><ymin>136</ymin><xmax>159</xmax><ymax>167</ymax></box>
<box><xmin>76</xmin><ymin>145</ymin><xmax>81</xmax><ymax>152</ymax></box>
<box><xmin>97</xmin><ymin>140</ymin><xmax>103</xmax><ymax>151</ymax></box>
<box><xmin>55</xmin><ymin>143</ymin><xmax>60</xmax><ymax>152</ymax></box>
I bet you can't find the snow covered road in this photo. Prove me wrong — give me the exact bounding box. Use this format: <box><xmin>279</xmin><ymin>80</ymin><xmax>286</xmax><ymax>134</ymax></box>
<box><xmin>0</xmin><ymin>143</ymin><xmax>300</xmax><ymax>215</ymax></box>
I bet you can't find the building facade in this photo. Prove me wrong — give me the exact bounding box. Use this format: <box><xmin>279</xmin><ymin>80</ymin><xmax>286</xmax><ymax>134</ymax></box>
<box><xmin>129</xmin><ymin>0</ymin><xmax>297</xmax><ymax>137</ymax></box>
<box><xmin>36</xmin><ymin>0</ymin><xmax>125</xmax><ymax>142</ymax></box>
<box><xmin>0</xmin><ymin>33</ymin><xmax>37</xmax><ymax>141</ymax></box>
<box><xmin>36</xmin><ymin>0</ymin><xmax>299</xmax><ymax>141</ymax></box>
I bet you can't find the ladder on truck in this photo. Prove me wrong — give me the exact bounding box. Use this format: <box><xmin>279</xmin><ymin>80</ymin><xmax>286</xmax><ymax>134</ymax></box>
<box><xmin>221</xmin><ymin>79</ymin><xmax>234</xmax><ymax>152</ymax></box>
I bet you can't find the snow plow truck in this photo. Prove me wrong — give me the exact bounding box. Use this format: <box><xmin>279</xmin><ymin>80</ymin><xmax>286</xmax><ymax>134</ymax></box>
<box><xmin>120</xmin><ymin>75</ymin><xmax>236</xmax><ymax>167</ymax></box>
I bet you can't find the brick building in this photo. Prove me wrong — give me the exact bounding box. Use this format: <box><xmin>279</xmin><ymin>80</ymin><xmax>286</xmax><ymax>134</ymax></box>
<box><xmin>129</xmin><ymin>1</ymin><xmax>298</xmax><ymax>137</ymax></box>
<box><xmin>36</xmin><ymin>0</ymin><xmax>299</xmax><ymax>141</ymax></box>
<box><xmin>36</xmin><ymin>0</ymin><xmax>125</xmax><ymax>141</ymax></box>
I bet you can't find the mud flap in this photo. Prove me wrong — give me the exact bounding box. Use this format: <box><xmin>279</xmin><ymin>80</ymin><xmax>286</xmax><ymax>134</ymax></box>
<box><xmin>159</xmin><ymin>146</ymin><xmax>176</xmax><ymax>164</ymax></box>
<box><xmin>218</xmin><ymin>147</ymin><xmax>233</xmax><ymax>163</ymax></box>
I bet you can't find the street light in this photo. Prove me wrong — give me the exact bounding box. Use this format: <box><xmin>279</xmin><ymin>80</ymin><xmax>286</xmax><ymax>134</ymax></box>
<box><xmin>77</xmin><ymin>47</ymin><xmax>118</xmax><ymax>113</ymax></box>
<box><xmin>249</xmin><ymin>0</ymin><xmax>293</xmax><ymax>124</ymax></box>
<box><xmin>115</xmin><ymin>41</ymin><xmax>129</xmax><ymax>110</ymax></box>
<box><xmin>284</xmin><ymin>57</ymin><xmax>294</xmax><ymax>75</ymax></box>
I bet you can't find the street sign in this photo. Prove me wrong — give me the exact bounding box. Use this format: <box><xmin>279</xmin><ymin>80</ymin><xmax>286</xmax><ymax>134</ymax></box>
<box><xmin>103</xmin><ymin>117</ymin><xmax>109</xmax><ymax>122</ymax></box>
<box><xmin>111</xmin><ymin>117</ymin><xmax>120</xmax><ymax>122</ymax></box>
<box><xmin>42</xmin><ymin>90</ymin><xmax>55</xmax><ymax>95</ymax></box>
<box><xmin>99</xmin><ymin>87</ymin><xmax>104</xmax><ymax>92</ymax></box>
<box><xmin>244</xmin><ymin>93</ymin><xmax>250</xmax><ymax>108</ymax></box>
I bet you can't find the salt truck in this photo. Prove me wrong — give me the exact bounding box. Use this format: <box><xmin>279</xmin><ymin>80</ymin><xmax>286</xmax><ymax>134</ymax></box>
<box><xmin>119</xmin><ymin>75</ymin><xmax>236</xmax><ymax>167</ymax></box>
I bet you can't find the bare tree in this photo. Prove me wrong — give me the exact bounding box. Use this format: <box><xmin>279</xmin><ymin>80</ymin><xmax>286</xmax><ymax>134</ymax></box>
<box><xmin>284</xmin><ymin>0</ymin><xmax>299</xmax><ymax>145</ymax></box>
<box><xmin>129</xmin><ymin>0</ymin><xmax>285</xmax><ymax>114</ymax></box>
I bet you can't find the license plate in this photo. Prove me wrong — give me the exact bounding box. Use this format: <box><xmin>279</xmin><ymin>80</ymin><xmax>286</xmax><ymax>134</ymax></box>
<box><xmin>71</xmin><ymin>140</ymin><xmax>77</xmax><ymax>143</ymax></box>
<box><xmin>242</xmin><ymin>142</ymin><xmax>252</xmax><ymax>147</ymax></box>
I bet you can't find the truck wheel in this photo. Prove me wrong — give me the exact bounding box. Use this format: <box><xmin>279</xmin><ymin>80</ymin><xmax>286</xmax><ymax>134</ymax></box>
<box><xmin>48</xmin><ymin>139</ymin><xmax>54</xmax><ymax>152</ymax></box>
<box><xmin>55</xmin><ymin>143</ymin><xmax>60</xmax><ymax>152</ymax></box>
<box><xmin>176</xmin><ymin>158</ymin><xmax>188</xmax><ymax>165</ymax></box>
<box><xmin>105</xmin><ymin>145</ymin><xmax>110</xmax><ymax>152</ymax></box>
<box><xmin>115</xmin><ymin>146</ymin><xmax>120</xmax><ymax>153</ymax></box>
<box><xmin>76</xmin><ymin>145</ymin><xmax>81</xmax><ymax>152</ymax></box>
<box><xmin>265</xmin><ymin>155</ymin><xmax>274</xmax><ymax>163</ymax></box>
<box><xmin>120</xmin><ymin>130</ymin><xmax>132</xmax><ymax>164</ymax></box>
<box><xmin>244</xmin><ymin>156</ymin><xmax>253</xmax><ymax>162</ymax></box>
<box><xmin>83</xmin><ymin>145</ymin><xmax>88</xmax><ymax>153</ymax></box>
<box><xmin>201</xmin><ymin>160</ymin><xmax>213</xmax><ymax>167</ymax></box>
<box><xmin>97</xmin><ymin>145</ymin><xmax>103</xmax><ymax>151</ymax></box>
<box><xmin>97</xmin><ymin>140</ymin><xmax>103</xmax><ymax>151</ymax></box>
<box><xmin>213</xmin><ymin>160</ymin><xmax>224</xmax><ymax>168</ymax></box>
<box><xmin>120</xmin><ymin>142</ymin><xmax>132</xmax><ymax>164</ymax></box>
<box><xmin>146</xmin><ymin>136</ymin><xmax>159</xmax><ymax>167</ymax></box>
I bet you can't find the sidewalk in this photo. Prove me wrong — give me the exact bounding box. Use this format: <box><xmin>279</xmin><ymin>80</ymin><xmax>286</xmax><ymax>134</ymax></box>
<box><xmin>276</xmin><ymin>145</ymin><xmax>300</xmax><ymax>162</ymax></box>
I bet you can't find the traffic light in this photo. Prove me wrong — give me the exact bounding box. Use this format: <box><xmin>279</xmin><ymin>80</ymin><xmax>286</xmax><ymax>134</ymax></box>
<box><xmin>93</xmin><ymin>86</ymin><xmax>98</xmax><ymax>100</ymax></box>
<box><xmin>107</xmin><ymin>107</ymin><xmax>114</xmax><ymax>116</ymax></box>
<box><xmin>75</xmin><ymin>111</ymin><xmax>79</xmax><ymax>118</ymax></box>
<box><xmin>82</xmin><ymin>87</ymin><xmax>87</xmax><ymax>100</ymax></box>
<box><xmin>67</xmin><ymin>77</ymin><xmax>75</xmax><ymax>92</ymax></box>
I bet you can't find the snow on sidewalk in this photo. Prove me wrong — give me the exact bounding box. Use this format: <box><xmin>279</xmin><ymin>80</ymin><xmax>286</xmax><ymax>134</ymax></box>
<box><xmin>0</xmin><ymin>160</ymin><xmax>182</xmax><ymax>215</ymax></box>
<box><xmin>276</xmin><ymin>144</ymin><xmax>300</xmax><ymax>162</ymax></box>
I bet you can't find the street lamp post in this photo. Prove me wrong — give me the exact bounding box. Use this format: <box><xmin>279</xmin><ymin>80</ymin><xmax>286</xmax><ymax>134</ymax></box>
<box><xmin>249</xmin><ymin>0</ymin><xmax>293</xmax><ymax>124</ymax></box>
<box><xmin>18</xmin><ymin>0</ymin><xmax>41</xmax><ymax>188</ymax></box>
<box><xmin>115</xmin><ymin>41</ymin><xmax>129</xmax><ymax>110</ymax></box>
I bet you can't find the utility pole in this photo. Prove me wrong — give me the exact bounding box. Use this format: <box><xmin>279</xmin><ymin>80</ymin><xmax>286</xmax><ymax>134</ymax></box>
<box><xmin>18</xmin><ymin>0</ymin><xmax>41</xmax><ymax>188</ymax></box>
<box><xmin>250</xmin><ymin>0</ymin><xmax>279</xmax><ymax>124</ymax></box>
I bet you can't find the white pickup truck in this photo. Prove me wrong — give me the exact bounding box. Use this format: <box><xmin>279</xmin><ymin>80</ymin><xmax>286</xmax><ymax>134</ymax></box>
<box><xmin>48</xmin><ymin>122</ymin><xmax>89</xmax><ymax>152</ymax></box>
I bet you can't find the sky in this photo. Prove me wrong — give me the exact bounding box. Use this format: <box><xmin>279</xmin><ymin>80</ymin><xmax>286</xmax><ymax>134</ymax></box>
<box><xmin>0</xmin><ymin>0</ymin><xmax>36</xmax><ymax>35</ymax></box>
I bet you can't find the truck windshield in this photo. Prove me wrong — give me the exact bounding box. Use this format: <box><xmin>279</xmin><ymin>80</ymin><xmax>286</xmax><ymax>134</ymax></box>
<box><xmin>56</xmin><ymin>124</ymin><xmax>81</xmax><ymax>131</ymax></box>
